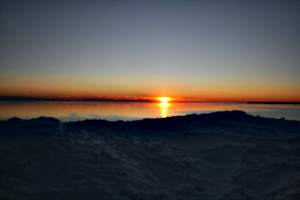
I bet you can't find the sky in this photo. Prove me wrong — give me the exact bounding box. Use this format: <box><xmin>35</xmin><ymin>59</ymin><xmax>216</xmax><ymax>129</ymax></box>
<box><xmin>1</xmin><ymin>0</ymin><xmax>300</xmax><ymax>102</ymax></box>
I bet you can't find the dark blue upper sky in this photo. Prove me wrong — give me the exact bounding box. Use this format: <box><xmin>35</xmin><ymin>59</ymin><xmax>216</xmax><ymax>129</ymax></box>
<box><xmin>1</xmin><ymin>0</ymin><xmax>299</xmax><ymax>101</ymax></box>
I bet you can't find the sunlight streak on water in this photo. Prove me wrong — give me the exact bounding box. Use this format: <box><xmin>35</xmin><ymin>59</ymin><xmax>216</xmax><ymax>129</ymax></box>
<box><xmin>159</xmin><ymin>102</ymin><xmax>170</xmax><ymax>118</ymax></box>
<box><xmin>0</xmin><ymin>101</ymin><xmax>299</xmax><ymax>122</ymax></box>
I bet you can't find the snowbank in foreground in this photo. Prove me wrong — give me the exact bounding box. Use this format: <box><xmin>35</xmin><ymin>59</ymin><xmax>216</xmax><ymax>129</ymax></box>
<box><xmin>1</xmin><ymin>111</ymin><xmax>300</xmax><ymax>200</ymax></box>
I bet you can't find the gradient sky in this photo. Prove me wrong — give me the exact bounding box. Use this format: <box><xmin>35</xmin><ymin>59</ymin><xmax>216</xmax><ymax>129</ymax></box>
<box><xmin>1</xmin><ymin>0</ymin><xmax>300</xmax><ymax>102</ymax></box>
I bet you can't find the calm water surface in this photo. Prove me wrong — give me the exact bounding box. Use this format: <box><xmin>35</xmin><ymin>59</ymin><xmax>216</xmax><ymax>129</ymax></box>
<box><xmin>0</xmin><ymin>101</ymin><xmax>299</xmax><ymax>122</ymax></box>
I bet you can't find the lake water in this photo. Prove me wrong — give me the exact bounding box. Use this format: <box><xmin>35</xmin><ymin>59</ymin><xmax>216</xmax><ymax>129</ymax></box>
<box><xmin>0</xmin><ymin>101</ymin><xmax>300</xmax><ymax>122</ymax></box>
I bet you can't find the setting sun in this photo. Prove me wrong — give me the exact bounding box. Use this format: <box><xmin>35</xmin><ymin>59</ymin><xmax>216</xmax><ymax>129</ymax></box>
<box><xmin>157</xmin><ymin>97</ymin><xmax>171</xmax><ymax>118</ymax></box>
<box><xmin>158</xmin><ymin>97</ymin><xmax>171</xmax><ymax>103</ymax></box>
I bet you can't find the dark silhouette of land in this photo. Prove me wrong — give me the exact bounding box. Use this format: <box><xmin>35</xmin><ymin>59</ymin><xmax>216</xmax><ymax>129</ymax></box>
<box><xmin>248</xmin><ymin>102</ymin><xmax>300</xmax><ymax>104</ymax></box>
<box><xmin>1</xmin><ymin>96</ymin><xmax>299</xmax><ymax>104</ymax></box>
<box><xmin>0</xmin><ymin>96</ymin><xmax>153</xmax><ymax>102</ymax></box>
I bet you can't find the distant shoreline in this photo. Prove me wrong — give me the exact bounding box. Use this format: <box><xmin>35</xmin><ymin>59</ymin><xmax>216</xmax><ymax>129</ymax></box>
<box><xmin>247</xmin><ymin>102</ymin><xmax>300</xmax><ymax>104</ymax></box>
<box><xmin>0</xmin><ymin>96</ymin><xmax>299</xmax><ymax>104</ymax></box>
<box><xmin>0</xmin><ymin>96</ymin><xmax>153</xmax><ymax>103</ymax></box>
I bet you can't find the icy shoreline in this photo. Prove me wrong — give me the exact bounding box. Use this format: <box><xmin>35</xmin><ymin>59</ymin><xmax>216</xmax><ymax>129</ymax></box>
<box><xmin>1</xmin><ymin>111</ymin><xmax>300</xmax><ymax>200</ymax></box>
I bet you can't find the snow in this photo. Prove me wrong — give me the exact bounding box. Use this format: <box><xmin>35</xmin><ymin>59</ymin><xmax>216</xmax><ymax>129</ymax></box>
<box><xmin>1</xmin><ymin>111</ymin><xmax>300</xmax><ymax>200</ymax></box>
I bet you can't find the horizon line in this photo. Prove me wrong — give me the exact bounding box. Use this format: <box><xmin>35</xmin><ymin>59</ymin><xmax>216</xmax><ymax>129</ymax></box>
<box><xmin>0</xmin><ymin>96</ymin><xmax>299</xmax><ymax>104</ymax></box>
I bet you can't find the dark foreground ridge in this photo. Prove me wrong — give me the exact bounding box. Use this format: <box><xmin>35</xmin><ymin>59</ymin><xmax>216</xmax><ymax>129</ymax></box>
<box><xmin>1</xmin><ymin>110</ymin><xmax>300</xmax><ymax>200</ymax></box>
<box><xmin>1</xmin><ymin>110</ymin><xmax>299</xmax><ymax>137</ymax></box>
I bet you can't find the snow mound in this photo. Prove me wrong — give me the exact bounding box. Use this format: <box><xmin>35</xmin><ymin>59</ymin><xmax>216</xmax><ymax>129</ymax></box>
<box><xmin>1</xmin><ymin>111</ymin><xmax>300</xmax><ymax>199</ymax></box>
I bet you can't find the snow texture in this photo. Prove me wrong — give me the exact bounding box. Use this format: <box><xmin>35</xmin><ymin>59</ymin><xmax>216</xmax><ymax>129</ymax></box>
<box><xmin>1</xmin><ymin>111</ymin><xmax>300</xmax><ymax>200</ymax></box>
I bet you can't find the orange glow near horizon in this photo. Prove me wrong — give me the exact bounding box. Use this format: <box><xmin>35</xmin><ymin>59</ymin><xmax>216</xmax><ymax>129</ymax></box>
<box><xmin>0</xmin><ymin>89</ymin><xmax>299</xmax><ymax>103</ymax></box>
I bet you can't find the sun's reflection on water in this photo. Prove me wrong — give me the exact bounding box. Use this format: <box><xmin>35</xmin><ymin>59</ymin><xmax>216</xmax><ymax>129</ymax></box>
<box><xmin>159</xmin><ymin>102</ymin><xmax>170</xmax><ymax>118</ymax></box>
<box><xmin>1</xmin><ymin>101</ymin><xmax>299</xmax><ymax>122</ymax></box>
